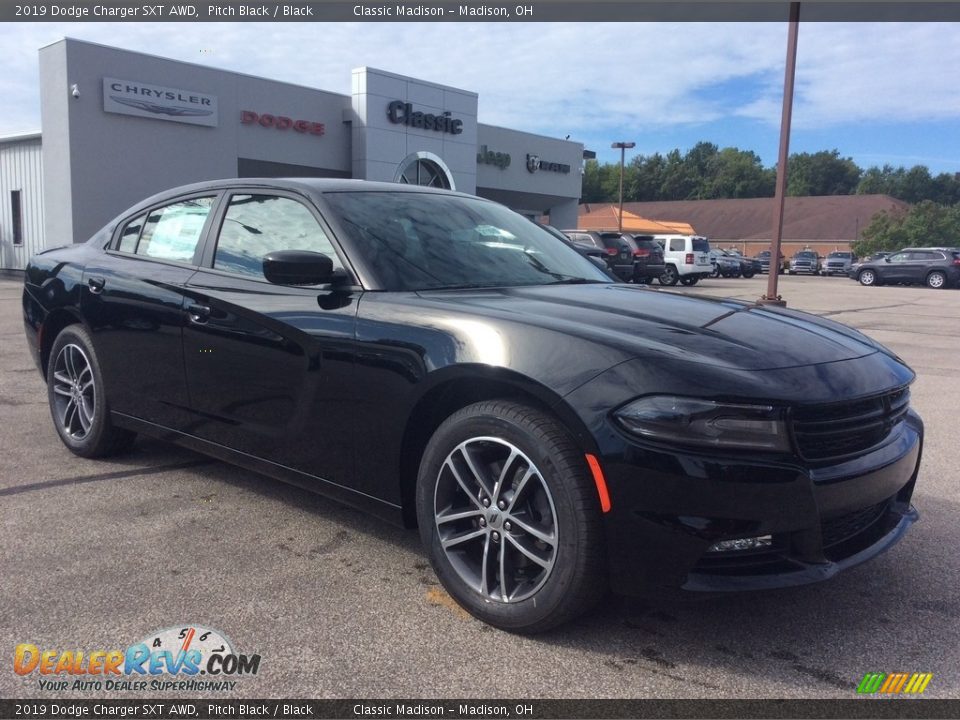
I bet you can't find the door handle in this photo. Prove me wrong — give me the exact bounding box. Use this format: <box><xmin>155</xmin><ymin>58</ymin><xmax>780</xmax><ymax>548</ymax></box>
<box><xmin>187</xmin><ymin>303</ymin><xmax>211</xmax><ymax>324</ymax></box>
<box><xmin>87</xmin><ymin>277</ymin><xmax>106</xmax><ymax>295</ymax></box>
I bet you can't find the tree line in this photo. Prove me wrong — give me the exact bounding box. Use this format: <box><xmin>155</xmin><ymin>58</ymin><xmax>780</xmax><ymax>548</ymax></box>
<box><xmin>582</xmin><ymin>142</ymin><xmax>960</xmax><ymax>206</ymax></box>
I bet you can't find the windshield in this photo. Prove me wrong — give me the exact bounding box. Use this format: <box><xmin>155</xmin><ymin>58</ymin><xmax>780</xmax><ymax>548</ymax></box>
<box><xmin>828</xmin><ymin>252</ymin><xmax>851</xmax><ymax>259</ymax></box>
<box><xmin>796</xmin><ymin>251</ymin><xmax>817</xmax><ymax>259</ymax></box>
<box><xmin>323</xmin><ymin>192</ymin><xmax>611</xmax><ymax>291</ymax></box>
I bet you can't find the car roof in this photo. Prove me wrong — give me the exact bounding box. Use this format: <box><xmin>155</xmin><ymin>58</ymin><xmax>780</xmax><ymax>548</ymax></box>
<box><xmin>126</xmin><ymin>177</ymin><xmax>481</xmax><ymax>216</ymax></box>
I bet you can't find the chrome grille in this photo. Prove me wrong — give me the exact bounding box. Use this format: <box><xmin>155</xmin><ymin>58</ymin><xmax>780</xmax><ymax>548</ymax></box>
<box><xmin>792</xmin><ymin>387</ymin><xmax>910</xmax><ymax>461</ymax></box>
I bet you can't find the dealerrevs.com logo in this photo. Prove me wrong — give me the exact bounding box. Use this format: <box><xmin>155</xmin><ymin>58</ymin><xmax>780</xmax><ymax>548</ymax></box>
<box><xmin>13</xmin><ymin>625</ymin><xmax>260</xmax><ymax>692</ymax></box>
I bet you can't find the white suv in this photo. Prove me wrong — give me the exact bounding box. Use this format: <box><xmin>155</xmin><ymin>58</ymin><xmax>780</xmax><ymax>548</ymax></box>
<box><xmin>653</xmin><ymin>235</ymin><xmax>713</xmax><ymax>286</ymax></box>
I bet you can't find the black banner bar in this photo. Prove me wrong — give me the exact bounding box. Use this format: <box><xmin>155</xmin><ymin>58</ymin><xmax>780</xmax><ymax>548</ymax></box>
<box><xmin>2</xmin><ymin>699</ymin><xmax>960</xmax><ymax>720</ymax></box>
<box><xmin>3</xmin><ymin>1</ymin><xmax>960</xmax><ymax>23</ymax></box>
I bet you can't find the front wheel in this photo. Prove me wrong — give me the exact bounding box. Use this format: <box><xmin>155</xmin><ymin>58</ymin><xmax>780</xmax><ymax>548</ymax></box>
<box><xmin>926</xmin><ymin>271</ymin><xmax>947</xmax><ymax>289</ymax></box>
<box><xmin>47</xmin><ymin>325</ymin><xmax>136</xmax><ymax>457</ymax></box>
<box><xmin>416</xmin><ymin>401</ymin><xmax>606</xmax><ymax>633</ymax></box>
<box><xmin>659</xmin><ymin>266</ymin><xmax>679</xmax><ymax>286</ymax></box>
<box><xmin>859</xmin><ymin>269</ymin><xmax>877</xmax><ymax>286</ymax></box>
<box><xmin>742</xmin><ymin>268</ymin><xmax>755</xmax><ymax>279</ymax></box>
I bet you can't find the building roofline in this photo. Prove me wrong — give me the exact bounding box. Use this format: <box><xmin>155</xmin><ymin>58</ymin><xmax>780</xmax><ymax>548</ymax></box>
<box><xmin>0</xmin><ymin>131</ymin><xmax>41</xmax><ymax>144</ymax></box>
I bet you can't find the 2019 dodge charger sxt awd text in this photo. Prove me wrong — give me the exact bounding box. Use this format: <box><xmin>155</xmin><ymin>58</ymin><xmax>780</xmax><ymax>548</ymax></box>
<box><xmin>23</xmin><ymin>179</ymin><xmax>923</xmax><ymax>632</ymax></box>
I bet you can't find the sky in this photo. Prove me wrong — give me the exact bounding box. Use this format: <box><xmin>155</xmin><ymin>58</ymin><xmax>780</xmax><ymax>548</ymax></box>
<box><xmin>1</xmin><ymin>20</ymin><xmax>959</xmax><ymax>173</ymax></box>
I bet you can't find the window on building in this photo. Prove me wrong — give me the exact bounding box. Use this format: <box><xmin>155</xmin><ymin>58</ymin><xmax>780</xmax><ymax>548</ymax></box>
<box><xmin>11</xmin><ymin>191</ymin><xmax>23</xmax><ymax>246</ymax></box>
<box><xmin>397</xmin><ymin>158</ymin><xmax>451</xmax><ymax>189</ymax></box>
<box><xmin>213</xmin><ymin>194</ymin><xmax>342</xmax><ymax>280</ymax></box>
<box><xmin>137</xmin><ymin>197</ymin><xmax>214</xmax><ymax>263</ymax></box>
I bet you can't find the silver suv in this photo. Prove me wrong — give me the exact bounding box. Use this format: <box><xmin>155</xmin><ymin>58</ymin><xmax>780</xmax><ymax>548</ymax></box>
<box><xmin>823</xmin><ymin>251</ymin><xmax>856</xmax><ymax>276</ymax></box>
<box><xmin>788</xmin><ymin>250</ymin><xmax>822</xmax><ymax>275</ymax></box>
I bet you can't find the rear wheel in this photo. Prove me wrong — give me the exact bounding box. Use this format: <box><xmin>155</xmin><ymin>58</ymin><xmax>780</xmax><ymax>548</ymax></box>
<box><xmin>742</xmin><ymin>268</ymin><xmax>755</xmax><ymax>279</ymax></box>
<box><xmin>680</xmin><ymin>276</ymin><xmax>699</xmax><ymax>286</ymax></box>
<box><xmin>47</xmin><ymin>325</ymin><xmax>136</xmax><ymax>457</ymax></box>
<box><xmin>858</xmin><ymin>269</ymin><xmax>877</xmax><ymax>286</ymax></box>
<box><xmin>926</xmin><ymin>270</ymin><xmax>947</xmax><ymax>289</ymax></box>
<box><xmin>416</xmin><ymin>401</ymin><xmax>606</xmax><ymax>633</ymax></box>
<box><xmin>659</xmin><ymin>266</ymin><xmax>679</xmax><ymax>286</ymax></box>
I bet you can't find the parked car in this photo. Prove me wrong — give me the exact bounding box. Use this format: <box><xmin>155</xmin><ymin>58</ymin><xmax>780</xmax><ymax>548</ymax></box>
<box><xmin>755</xmin><ymin>249</ymin><xmax>787</xmax><ymax>274</ymax></box>
<box><xmin>22</xmin><ymin>178</ymin><xmax>923</xmax><ymax>633</ymax></box>
<box><xmin>789</xmin><ymin>250</ymin><xmax>822</xmax><ymax>275</ymax></box>
<box><xmin>535</xmin><ymin>222</ymin><xmax>613</xmax><ymax>278</ymax></box>
<box><xmin>652</xmin><ymin>234</ymin><xmax>712</xmax><ymax>286</ymax></box>
<box><xmin>623</xmin><ymin>233</ymin><xmax>666</xmax><ymax>284</ymax></box>
<box><xmin>823</xmin><ymin>251</ymin><xmax>857</xmax><ymax>276</ymax></box>
<box><xmin>710</xmin><ymin>249</ymin><xmax>759</xmax><ymax>278</ymax></box>
<box><xmin>562</xmin><ymin>230</ymin><xmax>644</xmax><ymax>282</ymax></box>
<box><xmin>847</xmin><ymin>252</ymin><xmax>890</xmax><ymax>279</ymax></box>
<box><xmin>855</xmin><ymin>247</ymin><xmax>960</xmax><ymax>289</ymax></box>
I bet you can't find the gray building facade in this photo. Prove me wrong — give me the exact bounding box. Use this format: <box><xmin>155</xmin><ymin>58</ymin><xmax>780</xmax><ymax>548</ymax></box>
<box><xmin>0</xmin><ymin>38</ymin><xmax>584</xmax><ymax>269</ymax></box>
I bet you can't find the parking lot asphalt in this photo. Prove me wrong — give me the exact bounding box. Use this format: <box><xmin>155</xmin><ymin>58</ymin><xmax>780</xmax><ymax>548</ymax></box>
<box><xmin>1</xmin><ymin>273</ymin><xmax>958</xmax><ymax>700</ymax></box>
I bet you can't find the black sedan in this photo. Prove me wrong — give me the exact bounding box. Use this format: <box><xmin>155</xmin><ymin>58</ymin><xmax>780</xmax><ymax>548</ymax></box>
<box><xmin>23</xmin><ymin>179</ymin><xmax>923</xmax><ymax>633</ymax></box>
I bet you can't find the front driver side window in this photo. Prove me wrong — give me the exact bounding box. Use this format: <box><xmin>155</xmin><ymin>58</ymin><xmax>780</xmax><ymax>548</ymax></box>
<box><xmin>213</xmin><ymin>194</ymin><xmax>342</xmax><ymax>279</ymax></box>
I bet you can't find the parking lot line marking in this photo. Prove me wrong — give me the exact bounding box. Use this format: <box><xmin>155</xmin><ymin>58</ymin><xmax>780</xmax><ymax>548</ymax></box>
<box><xmin>0</xmin><ymin>459</ymin><xmax>214</xmax><ymax>497</ymax></box>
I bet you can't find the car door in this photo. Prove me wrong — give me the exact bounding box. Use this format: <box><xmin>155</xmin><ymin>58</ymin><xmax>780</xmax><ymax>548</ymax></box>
<box><xmin>181</xmin><ymin>190</ymin><xmax>361</xmax><ymax>488</ymax></box>
<box><xmin>879</xmin><ymin>251</ymin><xmax>911</xmax><ymax>283</ymax></box>
<box><xmin>80</xmin><ymin>193</ymin><xmax>217</xmax><ymax>428</ymax></box>
<box><xmin>907</xmin><ymin>251</ymin><xmax>938</xmax><ymax>282</ymax></box>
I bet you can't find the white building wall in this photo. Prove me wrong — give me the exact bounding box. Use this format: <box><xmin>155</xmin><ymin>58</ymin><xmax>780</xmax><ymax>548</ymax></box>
<box><xmin>0</xmin><ymin>135</ymin><xmax>44</xmax><ymax>270</ymax></box>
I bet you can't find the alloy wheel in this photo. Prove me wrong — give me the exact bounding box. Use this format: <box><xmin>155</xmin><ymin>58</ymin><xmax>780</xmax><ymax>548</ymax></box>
<box><xmin>927</xmin><ymin>272</ymin><xmax>946</xmax><ymax>289</ymax></box>
<box><xmin>51</xmin><ymin>343</ymin><xmax>96</xmax><ymax>440</ymax></box>
<box><xmin>859</xmin><ymin>270</ymin><xmax>876</xmax><ymax>286</ymax></box>
<box><xmin>434</xmin><ymin>437</ymin><xmax>558</xmax><ymax>603</ymax></box>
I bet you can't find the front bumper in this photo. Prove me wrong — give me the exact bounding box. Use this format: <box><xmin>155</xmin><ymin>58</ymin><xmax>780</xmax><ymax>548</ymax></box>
<box><xmin>596</xmin><ymin>409</ymin><xmax>923</xmax><ymax>596</ymax></box>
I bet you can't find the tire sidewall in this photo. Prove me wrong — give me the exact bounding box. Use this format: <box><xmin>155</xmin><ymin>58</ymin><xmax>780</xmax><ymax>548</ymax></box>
<box><xmin>47</xmin><ymin>325</ymin><xmax>111</xmax><ymax>456</ymax></box>
<box><xmin>927</xmin><ymin>271</ymin><xmax>946</xmax><ymax>289</ymax></box>
<box><xmin>416</xmin><ymin>407</ymin><xmax>590</xmax><ymax>631</ymax></box>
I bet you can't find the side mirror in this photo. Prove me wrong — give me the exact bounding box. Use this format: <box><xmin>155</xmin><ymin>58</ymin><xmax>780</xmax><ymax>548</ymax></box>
<box><xmin>884</xmin><ymin>257</ymin><xmax>891</xmax><ymax>263</ymax></box>
<box><xmin>263</xmin><ymin>250</ymin><xmax>334</xmax><ymax>285</ymax></box>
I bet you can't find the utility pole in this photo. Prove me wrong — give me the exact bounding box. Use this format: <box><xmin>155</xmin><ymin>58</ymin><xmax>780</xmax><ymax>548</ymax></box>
<box><xmin>611</xmin><ymin>141</ymin><xmax>635</xmax><ymax>233</ymax></box>
<box><xmin>761</xmin><ymin>1</ymin><xmax>801</xmax><ymax>307</ymax></box>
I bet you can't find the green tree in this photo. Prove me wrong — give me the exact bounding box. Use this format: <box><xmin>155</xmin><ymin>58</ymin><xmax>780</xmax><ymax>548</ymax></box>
<box><xmin>704</xmin><ymin>147</ymin><xmax>776</xmax><ymax>199</ymax></box>
<box><xmin>787</xmin><ymin>149</ymin><xmax>862</xmax><ymax>196</ymax></box>
<box><xmin>853</xmin><ymin>201</ymin><xmax>960</xmax><ymax>256</ymax></box>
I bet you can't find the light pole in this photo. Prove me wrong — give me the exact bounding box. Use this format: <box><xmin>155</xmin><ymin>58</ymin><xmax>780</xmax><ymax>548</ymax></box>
<box><xmin>611</xmin><ymin>141</ymin><xmax>635</xmax><ymax>232</ymax></box>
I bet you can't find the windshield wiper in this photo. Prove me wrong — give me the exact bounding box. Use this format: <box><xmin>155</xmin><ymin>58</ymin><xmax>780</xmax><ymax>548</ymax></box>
<box><xmin>544</xmin><ymin>277</ymin><xmax>608</xmax><ymax>285</ymax></box>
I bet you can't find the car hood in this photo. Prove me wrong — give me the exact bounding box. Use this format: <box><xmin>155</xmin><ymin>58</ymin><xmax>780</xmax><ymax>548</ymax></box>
<box><xmin>414</xmin><ymin>284</ymin><xmax>883</xmax><ymax>372</ymax></box>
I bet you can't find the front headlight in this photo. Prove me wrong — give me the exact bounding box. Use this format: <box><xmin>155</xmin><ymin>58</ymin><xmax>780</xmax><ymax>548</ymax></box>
<box><xmin>614</xmin><ymin>396</ymin><xmax>791</xmax><ymax>452</ymax></box>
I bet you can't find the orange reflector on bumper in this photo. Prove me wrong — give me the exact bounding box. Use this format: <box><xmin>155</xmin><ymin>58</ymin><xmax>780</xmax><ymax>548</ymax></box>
<box><xmin>585</xmin><ymin>454</ymin><xmax>611</xmax><ymax>513</ymax></box>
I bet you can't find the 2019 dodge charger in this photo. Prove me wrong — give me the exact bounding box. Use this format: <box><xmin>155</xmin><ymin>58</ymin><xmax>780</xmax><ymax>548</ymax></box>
<box><xmin>23</xmin><ymin>179</ymin><xmax>923</xmax><ymax>632</ymax></box>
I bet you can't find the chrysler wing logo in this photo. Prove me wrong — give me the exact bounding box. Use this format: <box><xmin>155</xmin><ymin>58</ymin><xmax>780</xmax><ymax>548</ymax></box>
<box><xmin>110</xmin><ymin>96</ymin><xmax>214</xmax><ymax>117</ymax></box>
<box><xmin>526</xmin><ymin>154</ymin><xmax>541</xmax><ymax>173</ymax></box>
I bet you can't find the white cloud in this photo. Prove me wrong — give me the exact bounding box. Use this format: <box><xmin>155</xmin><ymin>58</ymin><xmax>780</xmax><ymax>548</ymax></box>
<box><xmin>0</xmin><ymin>21</ymin><xmax>957</xmax><ymax>144</ymax></box>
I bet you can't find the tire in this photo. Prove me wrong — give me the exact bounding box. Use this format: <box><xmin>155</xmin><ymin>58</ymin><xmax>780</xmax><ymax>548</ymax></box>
<box><xmin>416</xmin><ymin>400</ymin><xmax>606</xmax><ymax>633</ymax></box>
<box><xmin>710</xmin><ymin>265</ymin><xmax>720</xmax><ymax>278</ymax></box>
<box><xmin>858</xmin><ymin>269</ymin><xmax>877</xmax><ymax>286</ymax></box>
<box><xmin>680</xmin><ymin>276</ymin><xmax>699</xmax><ymax>286</ymax></box>
<box><xmin>926</xmin><ymin>271</ymin><xmax>947</xmax><ymax>289</ymax></box>
<box><xmin>47</xmin><ymin>325</ymin><xmax>136</xmax><ymax>458</ymax></box>
<box><xmin>659</xmin><ymin>266</ymin><xmax>679</xmax><ymax>286</ymax></box>
<box><xmin>742</xmin><ymin>268</ymin><xmax>755</xmax><ymax>279</ymax></box>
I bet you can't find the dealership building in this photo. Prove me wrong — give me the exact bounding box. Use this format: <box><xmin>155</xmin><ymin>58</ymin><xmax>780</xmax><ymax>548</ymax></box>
<box><xmin>0</xmin><ymin>37</ymin><xmax>586</xmax><ymax>270</ymax></box>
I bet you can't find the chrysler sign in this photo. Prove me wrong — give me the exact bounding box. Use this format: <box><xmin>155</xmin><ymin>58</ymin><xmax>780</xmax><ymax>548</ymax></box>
<box><xmin>103</xmin><ymin>78</ymin><xmax>218</xmax><ymax>127</ymax></box>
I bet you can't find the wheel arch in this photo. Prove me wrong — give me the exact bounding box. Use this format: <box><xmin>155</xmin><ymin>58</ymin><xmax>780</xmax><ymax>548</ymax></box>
<box><xmin>397</xmin><ymin>366</ymin><xmax>599</xmax><ymax>528</ymax></box>
<box><xmin>40</xmin><ymin>308</ymin><xmax>86</xmax><ymax>378</ymax></box>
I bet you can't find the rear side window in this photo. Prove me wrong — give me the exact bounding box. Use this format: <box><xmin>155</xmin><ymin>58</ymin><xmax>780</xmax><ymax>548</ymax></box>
<box><xmin>213</xmin><ymin>194</ymin><xmax>342</xmax><ymax>279</ymax></box>
<box><xmin>669</xmin><ymin>238</ymin><xmax>684</xmax><ymax>252</ymax></box>
<box><xmin>137</xmin><ymin>197</ymin><xmax>215</xmax><ymax>262</ymax></box>
<box><xmin>117</xmin><ymin>214</ymin><xmax>146</xmax><ymax>253</ymax></box>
